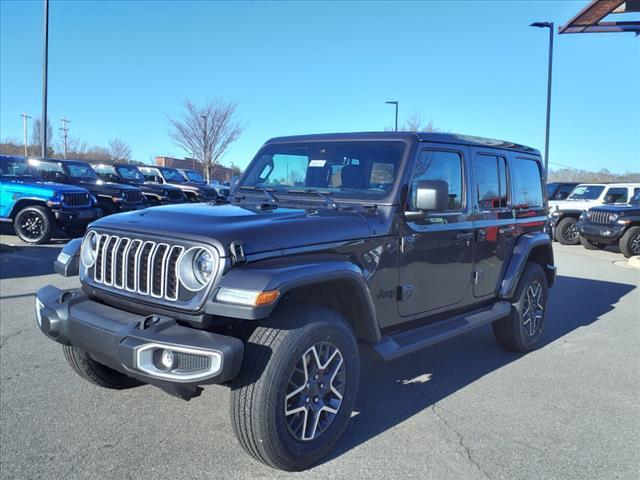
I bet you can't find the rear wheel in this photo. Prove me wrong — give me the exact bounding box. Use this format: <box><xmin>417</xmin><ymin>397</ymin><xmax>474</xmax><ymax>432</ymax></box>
<box><xmin>14</xmin><ymin>206</ymin><xmax>53</xmax><ymax>244</ymax></box>
<box><xmin>493</xmin><ymin>262</ymin><xmax>548</xmax><ymax>353</ymax></box>
<box><xmin>62</xmin><ymin>345</ymin><xmax>142</xmax><ymax>389</ymax></box>
<box><xmin>619</xmin><ymin>226</ymin><xmax>640</xmax><ymax>258</ymax></box>
<box><xmin>556</xmin><ymin>217</ymin><xmax>580</xmax><ymax>245</ymax></box>
<box><xmin>230</xmin><ymin>305</ymin><xmax>359</xmax><ymax>471</ymax></box>
<box><xmin>579</xmin><ymin>235</ymin><xmax>606</xmax><ymax>250</ymax></box>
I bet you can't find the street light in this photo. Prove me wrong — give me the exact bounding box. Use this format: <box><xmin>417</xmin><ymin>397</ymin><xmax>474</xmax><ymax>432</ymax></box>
<box><xmin>385</xmin><ymin>101</ymin><xmax>398</xmax><ymax>132</ymax></box>
<box><xmin>530</xmin><ymin>21</ymin><xmax>554</xmax><ymax>182</ymax></box>
<box><xmin>201</xmin><ymin>114</ymin><xmax>208</xmax><ymax>177</ymax></box>
<box><xmin>41</xmin><ymin>0</ymin><xmax>49</xmax><ymax>158</ymax></box>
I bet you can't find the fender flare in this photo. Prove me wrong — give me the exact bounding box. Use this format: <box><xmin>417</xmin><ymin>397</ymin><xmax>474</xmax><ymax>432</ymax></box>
<box><xmin>205</xmin><ymin>259</ymin><xmax>380</xmax><ymax>341</ymax></box>
<box><xmin>499</xmin><ymin>232</ymin><xmax>556</xmax><ymax>300</ymax></box>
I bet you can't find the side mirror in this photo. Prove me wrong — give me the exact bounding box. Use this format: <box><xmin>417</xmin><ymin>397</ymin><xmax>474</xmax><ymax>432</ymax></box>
<box><xmin>415</xmin><ymin>180</ymin><xmax>449</xmax><ymax>211</ymax></box>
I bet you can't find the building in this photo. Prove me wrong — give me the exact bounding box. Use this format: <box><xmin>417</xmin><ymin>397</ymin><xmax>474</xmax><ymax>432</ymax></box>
<box><xmin>154</xmin><ymin>156</ymin><xmax>235</xmax><ymax>183</ymax></box>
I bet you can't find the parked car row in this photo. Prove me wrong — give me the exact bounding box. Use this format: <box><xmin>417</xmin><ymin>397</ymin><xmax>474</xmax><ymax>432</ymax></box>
<box><xmin>0</xmin><ymin>155</ymin><xmax>229</xmax><ymax>244</ymax></box>
<box><xmin>547</xmin><ymin>181</ymin><xmax>640</xmax><ymax>257</ymax></box>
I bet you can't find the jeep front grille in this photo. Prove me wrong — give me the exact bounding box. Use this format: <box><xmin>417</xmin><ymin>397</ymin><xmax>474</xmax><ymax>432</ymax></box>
<box><xmin>93</xmin><ymin>233</ymin><xmax>184</xmax><ymax>301</ymax></box>
<box><xmin>589</xmin><ymin>210</ymin><xmax>614</xmax><ymax>224</ymax></box>
<box><xmin>61</xmin><ymin>192</ymin><xmax>91</xmax><ymax>208</ymax></box>
<box><xmin>124</xmin><ymin>190</ymin><xmax>144</xmax><ymax>203</ymax></box>
<box><xmin>167</xmin><ymin>190</ymin><xmax>184</xmax><ymax>201</ymax></box>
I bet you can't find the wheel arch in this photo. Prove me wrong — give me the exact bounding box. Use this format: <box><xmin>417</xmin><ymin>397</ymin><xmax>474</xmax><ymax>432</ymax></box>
<box><xmin>9</xmin><ymin>198</ymin><xmax>50</xmax><ymax>219</ymax></box>
<box><xmin>500</xmin><ymin>232</ymin><xmax>556</xmax><ymax>300</ymax></box>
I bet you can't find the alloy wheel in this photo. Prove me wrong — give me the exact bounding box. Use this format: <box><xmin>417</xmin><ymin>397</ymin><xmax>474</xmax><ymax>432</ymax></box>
<box><xmin>284</xmin><ymin>342</ymin><xmax>346</xmax><ymax>442</ymax></box>
<box><xmin>522</xmin><ymin>281</ymin><xmax>544</xmax><ymax>337</ymax></box>
<box><xmin>563</xmin><ymin>223</ymin><xmax>579</xmax><ymax>242</ymax></box>
<box><xmin>631</xmin><ymin>233</ymin><xmax>640</xmax><ymax>255</ymax></box>
<box><xmin>20</xmin><ymin>212</ymin><xmax>45</xmax><ymax>240</ymax></box>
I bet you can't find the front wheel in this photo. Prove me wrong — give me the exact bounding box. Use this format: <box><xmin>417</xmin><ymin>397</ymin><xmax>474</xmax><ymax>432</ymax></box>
<box><xmin>579</xmin><ymin>235</ymin><xmax>606</xmax><ymax>250</ymax></box>
<box><xmin>493</xmin><ymin>262</ymin><xmax>549</xmax><ymax>353</ymax></box>
<box><xmin>14</xmin><ymin>205</ymin><xmax>53</xmax><ymax>244</ymax></box>
<box><xmin>62</xmin><ymin>346</ymin><xmax>143</xmax><ymax>389</ymax></box>
<box><xmin>556</xmin><ymin>217</ymin><xmax>580</xmax><ymax>245</ymax></box>
<box><xmin>619</xmin><ymin>226</ymin><xmax>640</xmax><ymax>258</ymax></box>
<box><xmin>230</xmin><ymin>305</ymin><xmax>359</xmax><ymax>471</ymax></box>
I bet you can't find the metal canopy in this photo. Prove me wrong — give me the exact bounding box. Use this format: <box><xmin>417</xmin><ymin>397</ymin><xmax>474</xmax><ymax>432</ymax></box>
<box><xmin>559</xmin><ymin>0</ymin><xmax>640</xmax><ymax>34</ymax></box>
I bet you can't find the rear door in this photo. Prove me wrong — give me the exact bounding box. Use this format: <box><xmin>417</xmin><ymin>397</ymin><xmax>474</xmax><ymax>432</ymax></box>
<box><xmin>471</xmin><ymin>151</ymin><xmax>516</xmax><ymax>297</ymax></box>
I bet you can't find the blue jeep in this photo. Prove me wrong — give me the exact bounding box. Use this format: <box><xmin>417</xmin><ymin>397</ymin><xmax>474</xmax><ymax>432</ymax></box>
<box><xmin>0</xmin><ymin>155</ymin><xmax>101</xmax><ymax>244</ymax></box>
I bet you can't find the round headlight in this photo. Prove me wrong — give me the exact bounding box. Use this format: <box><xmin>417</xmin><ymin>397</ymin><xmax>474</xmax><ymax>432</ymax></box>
<box><xmin>81</xmin><ymin>231</ymin><xmax>99</xmax><ymax>267</ymax></box>
<box><xmin>610</xmin><ymin>213</ymin><xmax>620</xmax><ymax>223</ymax></box>
<box><xmin>178</xmin><ymin>247</ymin><xmax>217</xmax><ymax>291</ymax></box>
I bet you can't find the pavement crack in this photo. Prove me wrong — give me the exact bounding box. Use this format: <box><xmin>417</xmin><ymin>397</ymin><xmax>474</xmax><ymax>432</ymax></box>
<box><xmin>0</xmin><ymin>328</ymin><xmax>28</xmax><ymax>348</ymax></box>
<box><xmin>406</xmin><ymin>382</ymin><xmax>493</xmax><ymax>479</ymax></box>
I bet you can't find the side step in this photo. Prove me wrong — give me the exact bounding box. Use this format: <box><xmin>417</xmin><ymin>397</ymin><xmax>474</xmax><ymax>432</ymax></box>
<box><xmin>373</xmin><ymin>302</ymin><xmax>511</xmax><ymax>361</ymax></box>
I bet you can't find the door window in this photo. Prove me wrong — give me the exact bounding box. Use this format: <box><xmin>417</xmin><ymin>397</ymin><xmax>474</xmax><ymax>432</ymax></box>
<box><xmin>410</xmin><ymin>150</ymin><xmax>464</xmax><ymax>210</ymax></box>
<box><xmin>475</xmin><ymin>155</ymin><xmax>508</xmax><ymax>210</ymax></box>
<box><xmin>604</xmin><ymin>187</ymin><xmax>628</xmax><ymax>204</ymax></box>
<box><xmin>511</xmin><ymin>159</ymin><xmax>543</xmax><ymax>208</ymax></box>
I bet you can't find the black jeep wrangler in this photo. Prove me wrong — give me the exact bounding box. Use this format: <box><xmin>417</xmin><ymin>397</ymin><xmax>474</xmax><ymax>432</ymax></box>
<box><xmin>36</xmin><ymin>133</ymin><xmax>555</xmax><ymax>471</ymax></box>
<box><xmin>578</xmin><ymin>189</ymin><xmax>640</xmax><ymax>257</ymax></box>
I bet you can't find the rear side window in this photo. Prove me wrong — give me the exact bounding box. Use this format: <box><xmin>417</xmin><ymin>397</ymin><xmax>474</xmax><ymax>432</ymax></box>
<box><xmin>555</xmin><ymin>184</ymin><xmax>575</xmax><ymax>200</ymax></box>
<box><xmin>475</xmin><ymin>154</ymin><xmax>508</xmax><ymax>209</ymax></box>
<box><xmin>604</xmin><ymin>187</ymin><xmax>628</xmax><ymax>204</ymax></box>
<box><xmin>511</xmin><ymin>159</ymin><xmax>543</xmax><ymax>208</ymax></box>
<box><xmin>411</xmin><ymin>150</ymin><xmax>464</xmax><ymax>210</ymax></box>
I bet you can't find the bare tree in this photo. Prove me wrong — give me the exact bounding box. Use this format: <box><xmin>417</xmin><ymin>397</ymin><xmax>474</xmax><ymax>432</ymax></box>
<box><xmin>168</xmin><ymin>99</ymin><xmax>244</xmax><ymax>182</ymax></box>
<box><xmin>31</xmin><ymin>118</ymin><xmax>54</xmax><ymax>152</ymax></box>
<box><xmin>108</xmin><ymin>138</ymin><xmax>132</xmax><ymax>163</ymax></box>
<box><xmin>402</xmin><ymin>113</ymin><xmax>436</xmax><ymax>132</ymax></box>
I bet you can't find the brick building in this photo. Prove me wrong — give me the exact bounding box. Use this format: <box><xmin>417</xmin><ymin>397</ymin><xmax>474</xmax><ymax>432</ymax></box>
<box><xmin>154</xmin><ymin>156</ymin><xmax>235</xmax><ymax>183</ymax></box>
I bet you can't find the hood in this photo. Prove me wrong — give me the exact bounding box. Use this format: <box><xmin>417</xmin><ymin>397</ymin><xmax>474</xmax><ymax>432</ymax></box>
<box><xmin>75</xmin><ymin>180</ymin><xmax>140</xmax><ymax>196</ymax></box>
<box><xmin>91</xmin><ymin>203</ymin><xmax>372</xmax><ymax>255</ymax></box>
<box><xmin>5</xmin><ymin>178</ymin><xmax>91</xmax><ymax>194</ymax></box>
<box><xmin>168</xmin><ymin>182</ymin><xmax>216</xmax><ymax>194</ymax></box>
<box><xmin>137</xmin><ymin>182</ymin><xmax>183</xmax><ymax>194</ymax></box>
<box><xmin>589</xmin><ymin>203</ymin><xmax>640</xmax><ymax>214</ymax></box>
<box><xmin>550</xmin><ymin>199</ymin><xmax>595</xmax><ymax>212</ymax></box>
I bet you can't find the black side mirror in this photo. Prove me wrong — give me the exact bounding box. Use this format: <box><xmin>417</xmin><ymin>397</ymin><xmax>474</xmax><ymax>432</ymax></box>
<box><xmin>415</xmin><ymin>180</ymin><xmax>449</xmax><ymax>211</ymax></box>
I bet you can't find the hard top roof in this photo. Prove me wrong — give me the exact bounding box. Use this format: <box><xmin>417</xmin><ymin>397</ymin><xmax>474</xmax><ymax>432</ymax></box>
<box><xmin>266</xmin><ymin>131</ymin><xmax>540</xmax><ymax>155</ymax></box>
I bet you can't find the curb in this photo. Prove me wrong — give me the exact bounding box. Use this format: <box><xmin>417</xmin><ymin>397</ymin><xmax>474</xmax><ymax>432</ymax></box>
<box><xmin>628</xmin><ymin>256</ymin><xmax>640</xmax><ymax>269</ymax></box>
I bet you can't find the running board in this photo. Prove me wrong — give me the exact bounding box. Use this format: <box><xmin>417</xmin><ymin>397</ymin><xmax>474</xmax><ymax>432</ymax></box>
<box><xmin>374</xmin><ymin>302</ymin><xmax>511</xmax><ymax>361</ymax></box>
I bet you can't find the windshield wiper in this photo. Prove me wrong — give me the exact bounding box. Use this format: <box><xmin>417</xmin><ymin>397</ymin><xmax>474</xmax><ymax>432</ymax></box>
<box><xmin>288</xmin><ymin>189</ymin><xmax>337</xmax><ymax>209</ymax></box>
<box><xmin>238</xmin><ymin>185</ymin><xmax>279</xmax><ymax>206</ymax></box>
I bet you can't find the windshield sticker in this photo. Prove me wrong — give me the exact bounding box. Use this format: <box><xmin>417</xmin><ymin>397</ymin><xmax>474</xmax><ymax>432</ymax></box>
<box><xmin>309</xmin><ymin>159</ymin><xmax>326</xmax><ymax>168</ymax></box>
<box><xmin>572</xmin><ymin>186</ymin><xmax>586</xmax><ymax>194</ymax></box>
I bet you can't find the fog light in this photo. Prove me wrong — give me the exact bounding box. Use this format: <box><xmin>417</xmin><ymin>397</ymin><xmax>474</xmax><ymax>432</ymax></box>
<box><xmin>160</xmin><ymin>349</ymin><xmax>175</xmax><ymax>370</ymax></box>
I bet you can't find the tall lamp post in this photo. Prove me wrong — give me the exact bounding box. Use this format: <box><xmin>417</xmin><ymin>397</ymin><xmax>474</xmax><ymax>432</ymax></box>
<box><xmin>201</xmin><ymin>114</ymin><xmax>208</xmax><ymax>179</ymax></box>
<box><xmin>530</xmin><ymin>21</ymin><xmax>554</xmax><ymax>182</ymax></box>
<box><xmin>41</xmin><ymin>0</ymin><xmax>49</xmax><ymax>158</ymax></box>
<box><xmin>386</xmin><ymin>101</ymin><xmax>398</xmax><ymax>131</ymax></box>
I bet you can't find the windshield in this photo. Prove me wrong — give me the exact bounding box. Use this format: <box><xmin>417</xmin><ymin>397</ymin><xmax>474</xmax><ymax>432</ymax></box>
<box><xmin>546</xmin><ymin>184</ymin><xmax>557</xmax><ymax>197</ymax></box>
<box><xmin>240</xmin><ymin>141</ymin><xmax>406</xmax><ymax>200</ymax></box>
<box><xmin>567</xmin><ymin>185</ymin><xmax>604</xmax><ymax>200</ymax></box>
<box><xmin>184</xmin><ymin>170</ymin><xmax>205</xmax><ymax>183</ymax></box>
<box><xmin>65</xmin><ymin>162</ymin><xmax>97</xmax><ymax>180</ymax></box>
<box><xmin>160</xmin><ymin>168</ymin><xmax>186</xmax><ymax>183</ymax></box>
<box><xmin>0</xmin><ymin>158</ymin><xmax>41</xmax><ymax>178</ymax></box>
<box><xmin>116</xmin><ymin>165</ymin><xmax>145</xmax><ymax>183</ymax></box>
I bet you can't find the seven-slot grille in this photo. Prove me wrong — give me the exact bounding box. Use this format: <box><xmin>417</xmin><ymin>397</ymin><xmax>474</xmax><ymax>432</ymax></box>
<box><xmin>93</xmin><ymin>234</ymin><xmax>184</xmax><ymax>301</ymax></box>
<box><xmin>61</xmin><ymin>192</ymin><xmax>91</xmax><ymax>208</ymax></box>
<box><xmin>123</xmin><ymin>190</ymin><xmax>144</xmax><ymax>203</ymax></box>
<box><xmin>589</xmin><ymin>210</ymin><xmax>615</xmax><ymax>224</ymax></box>
<box><xmin>167</xmin><ymin>190</ymin><xmax>184</xmax><ymax>201</ymax></box>
<box><xmin>202</xmin><ymin>189</ymin><xmax>218</xmax><ymax>200</ymax></box>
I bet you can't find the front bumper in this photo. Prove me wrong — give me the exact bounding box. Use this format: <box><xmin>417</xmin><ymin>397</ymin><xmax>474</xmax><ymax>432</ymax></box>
<box><xmin>578</xmin><ymin>220</ymin><xmax>625</xmax><ymax>244</ymax></box>
<box><xmin>35</xmin><ymin>285</ymin><xmax>244</xmax><ymax>395</ymax></box>
<box><xmin>53</xmin><ymin>207</ymin><xmax>102</xmax><ymax>224</ymax></box>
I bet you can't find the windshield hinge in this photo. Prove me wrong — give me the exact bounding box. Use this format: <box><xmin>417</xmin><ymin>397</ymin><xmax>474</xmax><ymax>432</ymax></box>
<box><xmin>229</xmin><ymin>240</ymin><xmax>246</xmax><ymax>266</ymax></box>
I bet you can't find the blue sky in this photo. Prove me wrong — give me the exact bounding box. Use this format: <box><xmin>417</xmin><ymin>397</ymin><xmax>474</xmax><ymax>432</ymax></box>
<box><xmin>1</xmin><ymin>1</ymin><xmax>639</xmax><ymax>172</ymax></box>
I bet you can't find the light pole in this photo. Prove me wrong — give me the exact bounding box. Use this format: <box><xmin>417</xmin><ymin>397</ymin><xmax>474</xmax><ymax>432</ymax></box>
<box><xmin>201</xmin><ymin>114</ymin><xmax>208</xmax><ymax>180</ymax></box>
<box><xmin>386</xmin><ymin>101</ymin><xmax>398</xmax><ymax>131</ymax></box>
<box><xmin>530</xmin><ymin>21</ymin><xmax>554</xmax><ymax>182</ymax></box>
<box><xmin>59</xmin><ymin>117</ymin><xmax>70</xmax><ymax>158</ymax></box>
<box><xmin>41</xmin><ymin>0</ymin><xmax>49</xmax><ymax>158</ymax></box>
<box><xmin>20</xmin><ymin>113</ymin><xmax>31</xmax><ymax>156</ymax></box>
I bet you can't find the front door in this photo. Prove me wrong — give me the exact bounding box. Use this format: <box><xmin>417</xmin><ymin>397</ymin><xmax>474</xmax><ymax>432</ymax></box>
<box><xmin>472</xmin><ymin>151</ymin><xmax>516</xmax><ymax>297</ymax></box>
<box><xmin>398</xmin><ymin>146</ymin><xmax>474</xmax><ymax>317</ymax></box>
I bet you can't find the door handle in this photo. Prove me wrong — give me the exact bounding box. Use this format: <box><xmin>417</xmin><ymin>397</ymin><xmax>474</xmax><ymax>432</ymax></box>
<box><xmin>454</xmin><ymin>231</ymin><xmax>474</xmax><ymax>246</ymax></box>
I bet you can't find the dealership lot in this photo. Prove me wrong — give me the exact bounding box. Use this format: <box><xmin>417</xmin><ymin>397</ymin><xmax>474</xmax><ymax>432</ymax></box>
<box><xmin>1</xmin><ymin>233</ymin><xmax>638</xmax><ymax>480</ymax></box>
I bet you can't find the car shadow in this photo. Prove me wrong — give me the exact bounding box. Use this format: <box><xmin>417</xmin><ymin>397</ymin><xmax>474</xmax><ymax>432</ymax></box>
<box><xmin>0</xmin><ymin>242</ymin><xmax>65</xmax><ymax>279</ymax></box>
<box><xmin>326</xmin><ymin>275</ymin><xmax>635</xmax><ymax>463</ymax></box>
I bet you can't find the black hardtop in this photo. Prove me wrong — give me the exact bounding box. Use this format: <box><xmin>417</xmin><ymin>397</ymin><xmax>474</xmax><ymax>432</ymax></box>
<box><xmin>265</xmin><ymin>132</ymin><xmax>540</xmax><ymax>156</ymax></box>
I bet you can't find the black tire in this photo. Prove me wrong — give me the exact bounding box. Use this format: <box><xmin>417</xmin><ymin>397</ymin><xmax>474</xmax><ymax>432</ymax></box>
<box><xmin>230</xmin><ymin>305</ymin><xmax>359</xmax><ymax>471</ymax></box>
<box><xmin>579</xmin><ymin>235</ymin><xmax>606</xmax><ymax>250</ymax></box>
<box><xmin>619</xmin><ymin>226</ymin><xmax>640</xmax><ymax>258</ymax></box>
<box><xmin>14</xmin><ymin>205</ymin><xmax>53</xmax><ymax>244</ymax></box>
<box><xmin>556</xmin><ymin>217</ymin><xmax>580</xmax><ymax>245</ymax></box>
<box><xmin>98</xmin><ymin>202</ymin><xmax>116</xmax><ymax>216</ymax></box>
<box><xmin>62</xmin><ymin>345</ymin><xmax>142</xmax><ymax>389</ymax></box>
<box><xmin>493</xmin><ymin>262</ymin><xmax>549</xmax><ymax>353</ymax></box>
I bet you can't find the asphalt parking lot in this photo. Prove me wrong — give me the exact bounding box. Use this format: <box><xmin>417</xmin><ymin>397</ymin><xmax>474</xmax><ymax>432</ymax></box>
<box><xmin>1</xmin><ymin>230</ymin><xmax>639</xmax><ymax>480</ymax></box>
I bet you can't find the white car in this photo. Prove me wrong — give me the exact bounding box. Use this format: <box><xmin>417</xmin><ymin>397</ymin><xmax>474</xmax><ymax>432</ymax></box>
<box><xmin>549</xmin><ymin>183</ymin><xmax>640</xmax><ymax>245</ymax></box>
